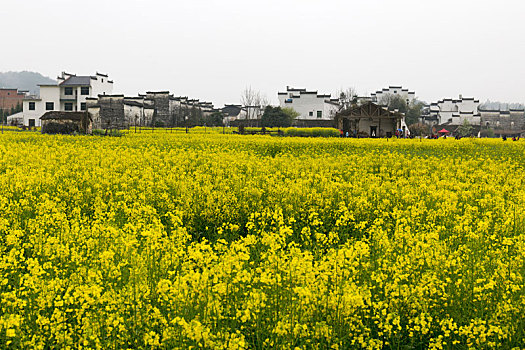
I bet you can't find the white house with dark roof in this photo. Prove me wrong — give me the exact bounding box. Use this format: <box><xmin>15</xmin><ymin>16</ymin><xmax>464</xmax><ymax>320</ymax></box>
<box><xmin>277</xmin><ymin>86</ymin><xmax>340</xmax><ymax>120</ymax></box>
<box><xmin>425</xmin><ymin>95</ymin><xmax>480</xmax><ymax>125</ymax></box>
<box><xmin>372</xmin><ymin>86</ymin><xmax>416</xmax><ymax>105</ymax></box>
<box><xmin>19</xmin><ymin>71</ymin><xmax>113</xmax><ymax>127</ymax></box>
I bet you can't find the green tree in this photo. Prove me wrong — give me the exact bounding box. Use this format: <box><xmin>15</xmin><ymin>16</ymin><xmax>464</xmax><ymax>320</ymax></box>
<box><xmin>405</xmin><ymin>101</ymin><xmax>425</xmax><ymax>126</ymax></box>
<box><xmin>261</xmin><ymin>106</ymin><xmax>293</xmax><ymax>128</ymax></box>
<box><xmin>204</xmin><ymin>111</ymin><xmax>224</xmax><ymax>126</ymax></box>
<box><xmin>379</xmin><ymin>94</ymin><xmax>425</xmax><ymax>125</ymax></box>
<box><xmin>480</xmin><ymin>128</ymin><xmax>495</xmax><ymax>138</ymax></box>
<box><xmin>379</xmin><ymin>94</ymin><xmax>408</xmax><ymax>113</ymax></box>
<box><xmin>408</xmin><ymin>122</ymin><xmax>430</xmax><ymax>137</ymax></box>
<box><xmin>187</xmin><ymin>106</ymin><xmax>203</xmax><ymax>127</ymax></box>
<box><xmin>282</xmin><ymin>107</ymin><xmax>299</xmax><ymax>120</ymax></box>
<box><xmin>457</xmin><ymin>119</ymin><xmax>473</xmax><ymax>137</ymax></box>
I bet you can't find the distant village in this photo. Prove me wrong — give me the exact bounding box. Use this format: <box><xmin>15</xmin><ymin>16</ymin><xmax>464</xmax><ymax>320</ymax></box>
<box><xmin>2</xmin><ymin>71</ymin><xmax>524</xmax><ymax>138</ymax></box>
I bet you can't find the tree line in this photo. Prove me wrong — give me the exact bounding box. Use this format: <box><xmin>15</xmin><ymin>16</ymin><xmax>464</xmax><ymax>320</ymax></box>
<box><xmin>0</xmin><ymin>102</ymin><xmax>23</xmax><ymax>123</ymax></box>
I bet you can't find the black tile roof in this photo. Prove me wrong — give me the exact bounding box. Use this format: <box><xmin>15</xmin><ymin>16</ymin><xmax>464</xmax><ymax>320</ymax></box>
<box><xmin>286</xmin><ymin>87</ymin><xmax>307</xmax><ymax>92</ymax></box>
<box><xmin>40</xmin><ymin>111</ymin><xmax>87</xmax><ymax>121</ymax></box>
<box><xmin>60</xmin><ymin>76</ymin><xmax>92</xmax><ymax>86</ymax></box>
<box><xmin>123</xmin><ymin>101</ymin><xmax>143</xmax><ymax>107</ymax></box>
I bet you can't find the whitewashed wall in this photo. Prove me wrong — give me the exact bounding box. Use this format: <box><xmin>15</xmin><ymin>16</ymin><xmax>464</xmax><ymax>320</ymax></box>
<box><xmin>278</xmin><ymin>89</ymin><xmax>338</xmax><ymax>120</ymax></box>
<box><xmin>373</xmin><ymin>87</ymin><xmax>416</xmax><ymax>104</ymax></box>
<box><xmin>124</xmin><ymin>104</ymin><xmax>143</xmax><ymax>125</ymax></box>
<box><xmin>20</xmin><ymin>72</ymin><xmax>114</xmax><ymax>126</ymax></box>
<box><xmin>90</xmin><ymin>74</ymin><xmax>113</xmax><ymax>97</ymax></box>
<box><xmin>435</xmin><ymin>97</ymin><xmax>480</xmax><ymax>124</ymax></box>
<box><xmin>22</xmin><ymin>86</ymin><xmax>61</xmax><ymax>126</ymax></box>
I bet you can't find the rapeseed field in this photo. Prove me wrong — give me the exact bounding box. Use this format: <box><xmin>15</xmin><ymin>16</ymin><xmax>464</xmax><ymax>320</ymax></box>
<box><xmin>0</xmin><ymin>132</ymin><xmax>524</xmax><ymax>349</ymax></box>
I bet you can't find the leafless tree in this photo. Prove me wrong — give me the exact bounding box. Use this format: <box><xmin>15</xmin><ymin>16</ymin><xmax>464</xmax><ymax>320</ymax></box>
<box><xmin>336</xmin><ymin>87</ymin><xmax>358</xmax><ymax>111</ymax></box>
<box><xmin>240</xmin><ymin>86</ymin><xmax>256</xmax><ymax>107</ymax></box>
<box><xmin>377</xmin><ymin>93</ymin><xmax>396</xmax><ymax>107</ymax></box>
<box><xmin>258</xmin><ymin>95</ymin><xmax>270</xmax><ymax>110</ymax></box>
<box><xmin>241</xmin><ymin>86</ymin><xmax>269</xmax><ymax>119</ymax></box>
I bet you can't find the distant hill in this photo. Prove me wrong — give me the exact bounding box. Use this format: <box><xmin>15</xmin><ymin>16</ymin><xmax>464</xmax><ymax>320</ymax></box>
<box><xmin>0</xmin><ymin>71</ymin><xmax>56</xmax><ymax>95</ymax></box>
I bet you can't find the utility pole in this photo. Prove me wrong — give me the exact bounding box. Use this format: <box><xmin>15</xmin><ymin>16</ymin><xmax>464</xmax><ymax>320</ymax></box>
<box><xmin>1</xmin><ymin>96</ymin><xmax>4</xmax><ymax>134</ymax></box>
<box><xmin>140</xmin><ymin>99</ymin><xmax>144</xmax><ymax>133</ymax></box>
<box><xmin>178</xmin><ymin>102</ymin><xmax>181</xmax><ymax>128</ymax></box>
<box><xmin>152</xmin><ymin>98</ymin><xmax>156</xmax><ymax>133</ymax></box>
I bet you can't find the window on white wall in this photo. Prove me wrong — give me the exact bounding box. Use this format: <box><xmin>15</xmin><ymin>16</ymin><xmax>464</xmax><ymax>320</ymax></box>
<box><xmin>317</xmin><ymin>111</ymin><xmax>322</xmax><ymax>118</ymax></box>
<box><xmin>65</xmin><ymin>87</ymin><xmax>73</xmax><ymax>95</ymax></box>
<box><xmin>309</xmin><ymin>111</ymin><xmax>313</xmax><ymax>117</ymax></box>
<box><xmin>81</xmin><ymin>87</ymin><xmax>89</xmax><ymax>95</ymax></box>
<box><xmin>29</xmin><ymin>102</ymin><xmax>35</xmax><ymax>110</ymax></box>
<box><xmin>65</xmin><ymin>103</ymin><xmax>73</xmax><ymax>111</ymax></box>
<box><xmin>45</xmin><ymin>102</ymin><xmax>54</xmax><ymax>110</ymax></box>
<box><xmin>81</xmin><ymin>103</ymin><xmax>86</xmax><ymax>111</ymax></box>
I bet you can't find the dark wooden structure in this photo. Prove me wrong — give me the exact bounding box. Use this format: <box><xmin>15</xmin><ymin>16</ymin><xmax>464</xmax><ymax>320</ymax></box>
<box><xmin>230</xmin><ymin>119</ymin><xmax>261</xmax><ymax>128</ymax></box>
<box><xmin>293</xmin><ymin>119</ymin><xmax>336</xmax><ymax>128</ymax></box>
<box><xmin>40</xmin><ymin>111</ymin><xmax>92</xmax><ymax>134</ymax></box>
<box><xmin>335</xmin><ymin>102</ymin><xmax>406</xmax><ymax>137</ymax></box>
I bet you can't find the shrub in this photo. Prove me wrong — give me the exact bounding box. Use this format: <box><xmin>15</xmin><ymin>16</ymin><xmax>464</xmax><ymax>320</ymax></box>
<box><xmin>41</xmin><ymin>121</ymin><xmax>79</xmax><ymax>134</ymax></box>
<box><xmin>92</xmin><ymin>129</ymin><xmax>124</xmax><ymax>137</ymax></box>
<box><xmin>480</xmin><ymin>128</ymin><xmax>495</xmax><ymax>138</ymax></box>
<box><xmin>282</xmin><ymin>127</ymin><xmax>340</xmax><ymax>137</ymax></box>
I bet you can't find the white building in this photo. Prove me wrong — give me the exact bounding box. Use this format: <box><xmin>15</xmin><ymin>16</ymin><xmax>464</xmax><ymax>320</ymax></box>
<box><xmin>372</xmin><ymin>86</ymin><xmax>416</xmax><ymax>105</ymax></box>
<box><xmin>427</xmin><ymin>96</ymin><xmax>480</xmax><ymax>125</ymax></box>
<box><xmin>20</xmin><ymin>72</ymin><xmax>113</xmax><ymax>127</ymax></box>
<box><xmin>277</xmin><ymin>87</ymin><xmax>339</xmax><ymax>120</ymax></box>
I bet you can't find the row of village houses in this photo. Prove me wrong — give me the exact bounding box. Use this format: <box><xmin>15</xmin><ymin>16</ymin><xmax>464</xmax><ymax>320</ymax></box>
<box><xmin>4</xmin><ymin>71</ymin><xmax>525</xmax><ymax>137</ymax></box>
<box><xmin>6</xmin><ymin>72</ymin><xmax>222</xmax><ymax>130</ymax></box>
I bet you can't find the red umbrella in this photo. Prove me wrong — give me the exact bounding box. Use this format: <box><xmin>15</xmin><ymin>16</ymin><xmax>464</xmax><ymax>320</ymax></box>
<box><xmin>438</xmin><ymin>129</ymin><xmax>449</xmax><ymax>133</ymax></box>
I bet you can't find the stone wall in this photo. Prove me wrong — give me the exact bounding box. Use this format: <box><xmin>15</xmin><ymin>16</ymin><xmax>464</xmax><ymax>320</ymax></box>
<box><xmin>88</xmin><ymin>92</ymin><xmax>216</xmax><ymax>129</ymax></box>
<box><xmin>98</xmin><ymin>95</ymin><xmax>126</xmax><ymax>129</ymax></box>
<box><xmin>146</xmin><ymin>92</ymin><xmax>171</xmax><ymax>127</ymax></box>
<box><xmin>481</xmin><ymin>110</ymin><xmax>525</xmax><ymax>131</ymax></box>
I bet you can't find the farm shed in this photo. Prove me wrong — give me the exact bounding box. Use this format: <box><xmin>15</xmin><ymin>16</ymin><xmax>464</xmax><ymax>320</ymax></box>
<box><xmin>335</xmin><ymin>101</ymin><xmax>406</xmax><ymax>138</ymax></box>
<box><xmin>40</xmin><ymin>111</ymin><xmax>92</xmax><ymax>134</ymax></box>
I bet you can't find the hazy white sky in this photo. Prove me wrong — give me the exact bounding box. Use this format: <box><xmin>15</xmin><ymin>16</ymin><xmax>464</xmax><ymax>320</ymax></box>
<box><xmin>2</xmin><ymin>0</ymin><xmax>524</xmax><ymax>106</ymax></box>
